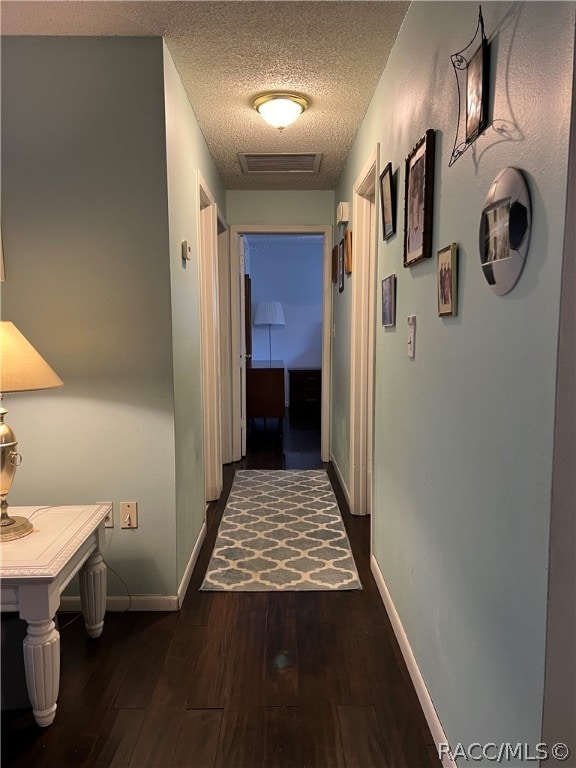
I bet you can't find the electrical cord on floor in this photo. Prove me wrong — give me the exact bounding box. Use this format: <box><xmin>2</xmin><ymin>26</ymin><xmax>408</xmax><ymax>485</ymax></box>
<box><xmin>58</xmin><ymin>558</ymin><xmax>132</xmax><ymax>631</ymax></box>
<box><xmin>104</xmin><ymin>558</ymin><xmax>132</xmax><ymax>612</ymax></box>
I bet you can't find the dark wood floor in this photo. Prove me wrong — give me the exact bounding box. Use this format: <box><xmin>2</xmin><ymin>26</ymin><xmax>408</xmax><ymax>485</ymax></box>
<box><xmin>2</xmin><ymin>410</ymin><xmax>440</xmax><ymax>768</ymax></box>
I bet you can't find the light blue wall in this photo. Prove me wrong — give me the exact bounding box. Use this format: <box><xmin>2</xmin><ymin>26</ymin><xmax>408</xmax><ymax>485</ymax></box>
<box><xmin>335</xmin><ymin>2</ymin><xmax>574</xmax><ymax>762</ymax></box>
<box><xmin>163</xmin><ymin>44</ymin><xmax>226</xmax><ymax>586</ymax></box>
<box><xmin>247</xmin><ymin>235</ymin><xmax>323</xmax><ymax>397</ymax></box>
<box><xmin>226</xmin><ymin>190</ymin><xmax>334</xmax><ymax>226</ymax></box>
<box><xmin>1</xmin><ymin>37</ymin><xmax>226</xmax><ymax>601</ymax></box>
<box><xmin>1</xmin><ymin>37</ymin><xmax>177</xmax><ymax>596</ymax></box>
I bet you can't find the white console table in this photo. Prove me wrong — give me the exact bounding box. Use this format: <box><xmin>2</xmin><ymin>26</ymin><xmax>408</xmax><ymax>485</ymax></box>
<box><xmin>0</xmin><ymin>504</ymin><xmax>109</xmax><ymax>726</ymax></box>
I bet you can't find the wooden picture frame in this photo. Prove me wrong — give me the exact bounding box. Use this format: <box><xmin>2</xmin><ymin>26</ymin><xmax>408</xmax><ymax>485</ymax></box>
<box><xmin>382</xmin><ymin>274</ymin><xmax>396</xmax><ymax>327</ymax></box>
<box><xmin>338</xmin><ymin>238</ymin><xmax>345</xmax><ymax>293</ymax></box>
<box><xmin>403</xmin><ymin>129</ymin><xmax>436</xmax><ymax>267</ymax></box>
<box><xmin>0</xmin><ymin>222</ymin><xmax>5</xmax><ymax>282</ymax></box>
<box><xmin>345</xmin><ymin>229</ymin><xmax>352</xmax><ymax>274</ymax></box>
<box><xmin>437</xmin><ymin>243</ymin><xmax>458</xmax><ymax>317</ymax></box>
<box><xmin>379</xmin><ymin>162</ymin><xmax>395</xmax><ymax>241</ymax></box>
<box><xmin>465</xmin><ymin>38</ymin><xmax>489</xmax><ymax>144</ymax></box>
<box><xmin>332</xmin><ymin>244</ymin><xmax>338</xmax><ymax>283</ymax></box>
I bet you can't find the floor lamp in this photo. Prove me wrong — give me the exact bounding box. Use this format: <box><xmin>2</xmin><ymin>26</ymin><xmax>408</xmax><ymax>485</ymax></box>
<box><xmin>253</xmin><ymin>301</ymin><xmax>285</xmax><ymax>364</ymax></box>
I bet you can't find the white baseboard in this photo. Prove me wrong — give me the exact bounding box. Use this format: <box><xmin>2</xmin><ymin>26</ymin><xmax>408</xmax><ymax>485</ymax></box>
<box><xmin>177</xmin><ymin>519</ymin><xmax>207</xmax><ymax>608</ymax></box>
<box><xmin>370</xmin><ymin>555</ymin><xmax>456</xmax><ymax>768</ymax></box>
<box><xmin>59</xmin><ymin>522</ymin><xmax>207</xmax><ymax>614</ymax></box>
<box><xmin>60</xmin><ymin>594</ymin><xmax>179</xmax><ymax>612</ymax></box>
<box><xmin>330</xmin><ymin>453</ymin><xmax>350</xmax><ymax>506</ymax></box>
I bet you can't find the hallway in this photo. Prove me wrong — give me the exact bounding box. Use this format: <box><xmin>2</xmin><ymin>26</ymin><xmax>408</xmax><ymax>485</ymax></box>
<box><xmin>2</xmin><ymin>412</ymin><xmax>440</xmax><ymax>768</ymax></box>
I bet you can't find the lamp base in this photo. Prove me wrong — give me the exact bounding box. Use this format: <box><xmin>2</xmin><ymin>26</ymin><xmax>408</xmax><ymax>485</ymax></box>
<box><xmin>1</xmin><ymin>514</ymin><xmax>33</xmax><ymax>541</ymax></box>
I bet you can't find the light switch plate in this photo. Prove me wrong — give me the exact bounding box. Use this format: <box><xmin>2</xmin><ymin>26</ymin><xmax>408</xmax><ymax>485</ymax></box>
<box><xmin>120</xmin><ymin>501</ymin><xmax>138</xmax><ymax>529</ymax></box>
<box><xmin>407</xmin><ymin>315</ymin><xmax>416</xmax><ymax>358</ymax></box>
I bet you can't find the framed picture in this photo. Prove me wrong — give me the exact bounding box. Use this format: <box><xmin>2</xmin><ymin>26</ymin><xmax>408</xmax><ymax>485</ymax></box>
<box><xmin>481</xmin><ymin>200</ymin><xmax>511</xmax><ymax>267</ymax></box>
<box><xmin>437</xmin><ymin>243</ymin><xmax>458</xmax><ymax>317</ymax></box>
<box><xmin>338</xmin><ymin>238</ymin><xmax>345</xmax><ymax>293</ymax></box>
<box><xmin>345</xmin><ymin>229</ymin><xmax>352</xmax><ymax>274</ymax></box>
<box><xmin>332</xmin><ymin>244</ymin><xmax>338</xmax><ymax>283</ymax></box>
<box><xmin>465</xmin><ymin>38</ymin><xmax>489</xmax><ymax>143</ymax></box>
<box><xmin>379</xmin><ymin>162</ymin><xmax>395</xmax><ymax>241</ymax></box>
<box><xmin>382</xmin><ymin>274</ymin><xmax>396</xmax><ymax>327</ymax></box>
<box><xmin>403</xmin><ymin>129</ymin><xmax>436</xmax><ymax>267</ymax></box>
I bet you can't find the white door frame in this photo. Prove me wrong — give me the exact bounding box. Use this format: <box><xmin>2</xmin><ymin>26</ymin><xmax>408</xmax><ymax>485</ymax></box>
<box><xmin>229</xmin><ymin>224</ymin><xmax>332</xmax><ymax>462</ymax></box>
<box><xmin>198</xmin><ymin>172</ymin><xmax>223</xmax><ymax>502</ymax></box>
<box><xmin>217</xmin><ymin>211</ymin><xmax>232</xmax><ymax>465</ymax></box>
<box><xmin>349</xmin><ymin>146</ymin><xmax>379</xmax><ymax>516</ymax></box>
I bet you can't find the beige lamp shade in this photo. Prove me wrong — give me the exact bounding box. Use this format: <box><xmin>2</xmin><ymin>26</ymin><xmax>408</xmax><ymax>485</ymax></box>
<box><xmin>0</xmin><ymin>322</ymin><xmax>63</xmax><ymax>393</ymax></box>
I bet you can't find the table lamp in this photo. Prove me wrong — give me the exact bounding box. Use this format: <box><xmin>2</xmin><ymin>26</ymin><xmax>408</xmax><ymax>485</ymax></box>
<box><xmin>0</xmin><ymin>321</ymin><xmax>63</xmax><ymax>541</ymax></box>
<box><xmin>254</xmin><ymin>301</ymin><xmax>286</xmax><ymax>364</ymax></box>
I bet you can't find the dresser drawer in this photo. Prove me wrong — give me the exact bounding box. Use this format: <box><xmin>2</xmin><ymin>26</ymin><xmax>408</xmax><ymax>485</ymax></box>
<box><xmin>289</xmin><ymin>369</ymin><xmax>322</xmax><ymax>410</ymax></box>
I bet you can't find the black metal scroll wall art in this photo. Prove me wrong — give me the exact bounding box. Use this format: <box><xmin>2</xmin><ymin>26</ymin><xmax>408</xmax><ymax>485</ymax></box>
<box><xmin>449</xmin><ymin>5</ymin><xmax>490</xmax><ymax>167</ymax></box>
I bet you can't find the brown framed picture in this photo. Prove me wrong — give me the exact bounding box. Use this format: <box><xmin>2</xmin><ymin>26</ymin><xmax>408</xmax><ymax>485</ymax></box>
<box><xmin>338</xmin><ymin>238</ymin><xmax>345</xmax><ymax>293</ymax></box>
<box><xmin>345</xmin><ymin>229</ymin><xmax>352</xmax><ymax>274</ymax></box>
<box><xmin>403</xmin><ymin>129</ymin><xmax>436</xmax><ymax>267</ymax></box>
<box><xmin>379</xmin><ymin>162</ymin><xmax>395</xmax><ymax>241</ymax></box>
<box><xmin>437</xmin><ymin>243</ymin><xmax>458</xmax><ymax>317</ymax></box>
<box><xmin>332</xmin><ymin>244</ymin><xmax>338</xmax><ymax>283</ymax></box>
<box><xmin>382</xmin><ymin>274</ymin><xmax>396</xmax><ymax>327</ymax></box>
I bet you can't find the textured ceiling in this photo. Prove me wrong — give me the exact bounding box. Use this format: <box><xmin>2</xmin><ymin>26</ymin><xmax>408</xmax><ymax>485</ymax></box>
<box><xmin>1</xmin><ymin>1</ymin><xmax>409</xmax><ymax>190</ymax></box>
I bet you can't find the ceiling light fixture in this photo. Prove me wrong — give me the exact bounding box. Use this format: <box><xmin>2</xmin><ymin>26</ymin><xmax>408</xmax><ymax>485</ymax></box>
<box><xmin>253</xmin><ymin>93</ymin><xmax>308</xmax><ymax>130</ymax></box>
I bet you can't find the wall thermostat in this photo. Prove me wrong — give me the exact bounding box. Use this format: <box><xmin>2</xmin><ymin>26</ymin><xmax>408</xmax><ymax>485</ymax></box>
<box><xmin>337</xmin><ymin>202</ymin><xmax>349</xmax><ymax>225</ymax></box>
<box><xmin>479</xmin><ymin>167</ymin><xmax>531</xmax><ymax>295</ymax></box>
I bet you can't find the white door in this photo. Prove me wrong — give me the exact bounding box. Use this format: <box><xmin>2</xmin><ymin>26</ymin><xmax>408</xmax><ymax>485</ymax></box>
<box><xmin>231</xmin><ymin>232</ymin><xmax>248</xmax><ymax>460</ymax></box>
<box><xmin>199</xmin><ymin>200</ymin><xmax>223</xmax><ymax>500</ymax></box>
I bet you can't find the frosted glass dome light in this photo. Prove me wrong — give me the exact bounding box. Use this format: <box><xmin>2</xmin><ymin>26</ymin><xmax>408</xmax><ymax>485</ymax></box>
<box><xmin>253</xmin><ymin>93</ymin><xmax>308</xmax><ymax>130</ymax></box>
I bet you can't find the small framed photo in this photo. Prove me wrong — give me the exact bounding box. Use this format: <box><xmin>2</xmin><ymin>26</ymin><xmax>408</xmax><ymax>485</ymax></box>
<box><xmin>345</xmin><ymin>229</ymin><xmax>352</xmax><ymax>274</ymax></box>
<box><xmin>437</xmin><ymin>243</ymin><xmax>458</xmax><ymax>317</ymax></box>
<box><xmin>404</xmin><ymin>129</ymin><xmax>436</xmax><ymax>267</ymax></box>
<box><xmin>338</xmin><ymin>238</ymin><xmax>345</xmax><ymax>293</ymax></box>
<box><xmin>466</xmin><ymin>38</ymin><xmax>489</xmax><ymax>143</ymax></box>
<box><xmin>379</xmin><ymin>162</ymin><xmax>395</xmax><ymax>241</ymax></box>
<box><xmin>382</xmin><ymin>274</ymin><xmax>396</xmax><ymax>327</ymax></box>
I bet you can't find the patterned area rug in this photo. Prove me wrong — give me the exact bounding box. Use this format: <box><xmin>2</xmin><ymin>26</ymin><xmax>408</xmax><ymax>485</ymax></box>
<box><xmin>201</xmin><ymin>469</ymin><xmax>362</xmax><ymax>591</ymax></box>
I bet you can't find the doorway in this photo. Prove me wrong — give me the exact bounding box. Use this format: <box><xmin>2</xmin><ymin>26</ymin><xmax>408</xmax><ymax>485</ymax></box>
<box><xmin>229</xmin><ymin>225</ymin><xmax>332</xmax><ymax>463</ymax></box>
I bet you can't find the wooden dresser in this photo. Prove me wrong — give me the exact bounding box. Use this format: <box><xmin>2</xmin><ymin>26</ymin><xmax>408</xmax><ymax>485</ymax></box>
<box><xmin>289</xmin><ymin>368</ymin><xmax>322</xmax><ymax>416</ymax></box>
<box><xmin>246</xmin><ymin>360</ymin><xmax>285</xmax><ymax>429</ymax></box>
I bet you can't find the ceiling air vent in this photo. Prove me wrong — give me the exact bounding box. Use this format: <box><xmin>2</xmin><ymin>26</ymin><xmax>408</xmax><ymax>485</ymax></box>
<box><xmin>239</xmin><ymin>153</ymin><xmax>321</xmax><ymax>174</ymax></box>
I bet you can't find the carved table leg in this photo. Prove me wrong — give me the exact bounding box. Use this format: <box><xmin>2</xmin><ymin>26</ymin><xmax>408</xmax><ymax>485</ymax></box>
<box><xmin>79</xmin><ymin>549</ymin><xmax>107</xmax><ymax>638</ymax></box>
<box><xmin>23</xmin><ymin>619</ymin><xmax>60</xmax><ymax>727</ymax></box>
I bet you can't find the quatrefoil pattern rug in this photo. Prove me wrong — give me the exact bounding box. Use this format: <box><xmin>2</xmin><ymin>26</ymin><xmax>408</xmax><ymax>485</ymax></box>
<box><xmin>201</xmin><ymin>470</ymin><xmax>362</xmax><ymax>591</ymax></box>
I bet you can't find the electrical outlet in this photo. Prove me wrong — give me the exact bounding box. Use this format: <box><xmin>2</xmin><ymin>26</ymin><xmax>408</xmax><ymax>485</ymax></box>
<box><xmin>120</xmin><ymin>501</ymin><xmax>138</xmax><ymax>529</ymax></box>
<box><xmin>98</xmin><ymin>502</ymin><xmax>114</xmax><ymax>528</ymax></box>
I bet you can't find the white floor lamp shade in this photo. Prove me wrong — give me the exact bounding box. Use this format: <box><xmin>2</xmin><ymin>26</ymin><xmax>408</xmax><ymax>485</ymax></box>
<box><xmin>254</xmin><ymin>302</ymin><xmax>286</xmax><ymax>363</ymax></box>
